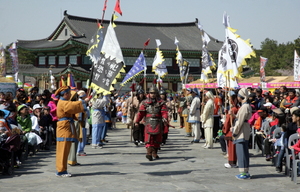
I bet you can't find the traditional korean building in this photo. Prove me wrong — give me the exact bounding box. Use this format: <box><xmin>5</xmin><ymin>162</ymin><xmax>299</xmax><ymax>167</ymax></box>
<box><xmin>17</xmin><ymin>10</ymin><xmax>223</xmax><ymax>92</ymax></box>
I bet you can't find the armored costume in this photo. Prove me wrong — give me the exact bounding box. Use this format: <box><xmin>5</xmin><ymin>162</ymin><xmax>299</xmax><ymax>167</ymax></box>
<box><xmin>135</xmin><ymin>86</ymin><xmax>168</xmax><ymax>161</ymax></box>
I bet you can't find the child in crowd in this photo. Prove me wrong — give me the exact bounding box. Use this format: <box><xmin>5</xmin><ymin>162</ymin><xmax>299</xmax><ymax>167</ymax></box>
<box><xmin>271</xmin><ymin>124</ymin><xmax>287</xmax><ymax>172</ymax></box>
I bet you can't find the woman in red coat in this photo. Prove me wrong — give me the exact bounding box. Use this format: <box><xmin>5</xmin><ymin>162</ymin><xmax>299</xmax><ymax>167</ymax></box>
<box><xmin>223</xmin><ymin>91</ymin><xmax>239</xmax><ymax>168</ymax></box>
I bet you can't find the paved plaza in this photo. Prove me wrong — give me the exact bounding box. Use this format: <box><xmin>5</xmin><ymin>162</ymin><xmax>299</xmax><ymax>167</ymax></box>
<box><xmin>0</xmin><ymin>122</ymin><xmax>299</xmax><ymax>192</ymax></box>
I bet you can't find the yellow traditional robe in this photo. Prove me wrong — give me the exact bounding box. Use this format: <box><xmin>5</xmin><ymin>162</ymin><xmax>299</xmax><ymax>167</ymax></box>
<box><xmin>56</xmin><ymin>99</ymin><xmax>84</xmax><ymax>173</ymax></box>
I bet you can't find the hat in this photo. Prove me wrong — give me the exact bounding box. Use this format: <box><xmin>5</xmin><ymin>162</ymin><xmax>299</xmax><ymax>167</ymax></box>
<box><xmin>17</xmin><ymin>104</ymin><xmax>27</xmax><ymax>112</ymax></box>
<box><xmin>249</xmin><ymin>93</ymin><xmax>256</xmax><ymax>98</ymax></box>
<box><xmin>51</xmin><ymin>94</ymin><xmax>58</xmax><ymax>101</ymax></box>
<box><xmin>263</xmin><ymin>102</ymin><xmax>272</xmax><ymax>107</ymax></box>
<box><xmin>149</xmin><ymin>85</ymin><xmax>158</xmax><ymax>93</ymax></box>
<box><xmin>257</xmin><ymin>106</ymin><xmax>268</xmax><ymax>113</ymax></box>
<box><xmin>0</xmin><ymin>109</ymin><xmax>10</xmax><ymax>119</ymax></box>
<box><xmin>77</xmin><ymin>90</ymin><xmax>86</xmax><ymax>98</ymax></box>
<box><xmin>33</xmin><ymin>104</ymin><xmax>42</xmax><ymax>111</ymax></box>
<box><xmin>186</xmin><ymin>88</ymin><xmax>192</xmax><ymax>92</ymax></box>
<box><xmin>17</xmin><ymin>88</ymin><xmax>25</xmax><ymax>92</ymax></box>
<box><xmin>238</xmin><ymin>88</ymin><xmax>249</xmax><ymax>101</ymax></box>
<box><xmin>228</xmin><ymin>91</ymin><xmax>236</xmax><ymax>97</ymax></box>
<box><xmin>54</xmin><ymin>86</ymin><xmax>71</xmax><ymax>98</ymax></box>
<box><xmin>290</xmin><ymin>107</ymin><xmax>300</xmax><ymax>115</ymax></box>
<box><xmin>191</xmin><ymin>88</ymin><xmax>199</xmax><ymax>95</ymax></box>
<box><xmin>205</xmin><ymin>91</ymin><xmax>214</xmax><ymax>100</ymax></box>
<box><xmin>272</xmin><ymin>108</ymin><xmax>283</xmax><ymax>115</ymax></box>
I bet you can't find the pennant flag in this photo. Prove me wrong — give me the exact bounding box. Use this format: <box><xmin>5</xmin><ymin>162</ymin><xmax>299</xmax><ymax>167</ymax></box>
<box><xmin>175</xmin><ymin>37</ymin><xmax>189</xmax><ymax>84</ymax></box>
<box><xmin>218</xmin><ymin>12</ymin><xmax>256</xmax><ymax>81</ymax></box>
<box><xmin>8</xmin><ymin>42</ymin><xmax>19</xmax><ymax>82</ymax></box>
<box><xmin>114</xmin><ymin>0</ymin><xmax>122</xmax><ymax>16</ymax></box>
<box><xmin>59</xmin><ymin>76</ymin><xmax>66</xmax><ymax>87</ymax></box>
<box><xmin>260</xmin><ymin>56</ymin><xmax>268</xmax><ymax>82</ymax></box>
<box><xmin>121</xmin><ymin>52</ymin><xmax>146</xmax><ymax>86</ymax></box>
<box><xmin>152</xmin><ymin>40</ymin><xmax>167</xmax><ymax>78</ymax></box>
<box><xmin>294</xmin><ymin>50</ymin><xmax>300</xmax><ymax>81</ymax></box>
<box><xmin>144</xmin><ymin>38</ymin><xmax>150</xmax><ymax>47</ymax></box>
<box><xmin>0</xmin><ymin>43</ymin><xmax>6</xmax><ymax>77</ymax></box>
<box><xmin>67</xmin><ymin>73</ymin><xmax>76</xmax><ymax>87</ymax></box>
<box><xmin>90</xmin><ymin>21</ymin><xmax>125</xmax><ymax>94</ymax></box>
<box><xmin>196</xmin><ymin>21</ymin><xmax>216</xmax><ymax>83</ymax></box>
<box><xmin>86</xmin><ymin>26</ymin><xmax>104</xmax><ymax>64</ymax></box>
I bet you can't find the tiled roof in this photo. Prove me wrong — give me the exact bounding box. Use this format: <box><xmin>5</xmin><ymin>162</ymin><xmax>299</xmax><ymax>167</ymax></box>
<box><xmin>18</xmin><ymin>11</ymin><xmax>223</xmax><ymax>52</ymax></box>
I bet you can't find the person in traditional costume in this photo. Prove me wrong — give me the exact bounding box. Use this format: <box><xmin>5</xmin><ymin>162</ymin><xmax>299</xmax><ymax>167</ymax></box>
<box><xmin>159</xmin><ymin>89</ymin><xmax>171</xmax><ymax>146</ymax></box>
<box><xmin>181</xmin><ymin>89</ymin><xmax>193</xmax><ymax>137</ymax></box>
<box><xmin>91</xmin><ymin>93</ymin><xmax>109</xmax><ymax>149</ymax></box>
<box><xmin>201</xmin><ymin>91</ymin><xmax>215</xmax><ymax>149</ymax></box>
<box><xmin>54</xmin><ymin>86</ymin><xmax>85</xmax><ymax>177</ymax></box>
<box><xmin>76</xmin><ymin>90</ymin><xmax>89</xmax><ymax>156</ymax></box>
<box><xmin>67</xmin><ymin>91</ymin><xmax>82</xmax><ymax>166</ymax></box>
<box><xmin>188</xmin><ymin>88</ymin><xmax>201</xmax><ymax>143</ymax></box>
<box><xmin>231</xmin><ymin>88</ymin><xmax>252</xmax><ymax>180</ymax></box>
<box><xmin>128</xmin><ymin>88</ymin><xmax>146</xmax><ymax>146</ymax></box>
<box><xmin>223</xmin><ymin>91</ymin><xmax>239</xmax><ymax>168</ymax></box>
<box><xmin>134</xmin><ymin>85</ymin><xmax>168</xmax><ymax>161</ymax></box>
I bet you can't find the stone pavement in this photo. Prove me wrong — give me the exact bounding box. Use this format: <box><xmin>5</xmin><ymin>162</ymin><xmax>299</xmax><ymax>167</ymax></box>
<box><xmin>0</xmin><ymin>121</ymin><xmax>299</xmax><ymax>192</ymax></box>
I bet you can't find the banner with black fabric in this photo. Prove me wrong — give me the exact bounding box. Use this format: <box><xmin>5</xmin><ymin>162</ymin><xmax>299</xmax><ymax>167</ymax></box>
<box><xmin>91</xmin><ymin>53</ymin><xmax>124</xmax><ymax>92</ymax></box>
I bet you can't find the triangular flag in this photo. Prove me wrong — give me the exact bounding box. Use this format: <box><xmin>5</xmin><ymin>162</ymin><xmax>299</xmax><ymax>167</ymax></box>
<box><xmin>114</xmin><ymin>0</ymin><xmax>122</xmax><ymax>16</ymax></box>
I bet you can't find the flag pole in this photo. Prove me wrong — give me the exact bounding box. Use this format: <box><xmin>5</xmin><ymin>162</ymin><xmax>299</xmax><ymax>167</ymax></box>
<box><xmin>143</xmin><ymin>38</ymin><xmax>150</xmax><ymax>92</ymax></box>
<box><xmin>87</xmin><ymin>0</ymin><xmax>108</xmax><ymax>97</ymax></box>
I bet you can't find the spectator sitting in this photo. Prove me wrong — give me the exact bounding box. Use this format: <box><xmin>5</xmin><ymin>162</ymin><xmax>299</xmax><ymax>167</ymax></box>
<box><xmin>283</xmin><ymin>89</ymin><xmax>299</xmax><ymax>112</ymax></box>
<box><xmin>254</xmin><ymin>107</ymin><xmax>272</xmax><ymax>154</ymax></box>
<box><xmin>272</xmin><ymin>124</ymin><xmax>287</xmax><ymax>173</ymax></box>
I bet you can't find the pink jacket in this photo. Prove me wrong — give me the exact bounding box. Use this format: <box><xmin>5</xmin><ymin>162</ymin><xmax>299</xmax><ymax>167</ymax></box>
<box><xmin>48</xmin><ymin>101</ymin><xmax>58</xmax><ymax>121</ymax></box>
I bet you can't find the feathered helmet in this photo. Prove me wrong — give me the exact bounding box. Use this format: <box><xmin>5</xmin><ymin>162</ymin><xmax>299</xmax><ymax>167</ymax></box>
<box><xmin>149</xmin><ymin>84</ymin><xmax>158</xmax><ymax>94</ymax></box>
<box><xmin>137</xmin><ymin>89</ymin><xmax>145</xmax><ymax>95</ymax></box>
<box><xmin>159</xmin><ymin>88</ymin><xmax>167</xmax><ymax>95</ymax></box>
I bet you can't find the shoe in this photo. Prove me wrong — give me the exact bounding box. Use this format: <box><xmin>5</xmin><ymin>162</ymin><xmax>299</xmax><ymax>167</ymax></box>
<box><xmin>266</xmin><ymin>155</ymin><xmax>272</xmax><ymax>161</ymax></box>
<box><xmin>221</xmin><ymin>152</ymin><xmax>227</xmax><ymax>155</ymax></box>
<box><xmin>276</xmin><ymin>167</ymin><xmax>282</xmax><ymax>173</ymax></box>
<box><xmin>146</xmin><ymin>155</ymin><xmax>153</xmax><ymax>161</ymax></box>
<box><xmin>185</xmin><ymin>134</ymin><xmax>192</xmax><ymax>137</ymax></box>
<box><xmin>77</xmin><ymin>153</ymin><xmax>87</xmax><ymax>156</ymax></box>
<box><xmin>204</xmin><ymin>146</ymin><xmax>212</xmax><ymax>149</ymax></box>
<box><xmin>98</xmin><ymin>145</ymin><xmax>103</xmax><ymax>149</ymax></box>
<box><xmin>134</xmin><ymin>141</ymin><xmax>138</xmax><ymax>146</ymax></box>
<box><xmin>56</xmin><ymin>172</ymin><xmax>72</xmax><ymax>177</ymax></box>
<box><xmin>224</xmin><ymin>163</ymin><xmax>237</xmax><ymax>168</ymax></box>
<box><xmin>139</xmin><ymin>141</ymin><xmax>144</xmax><ymax>144</ymax></box>
<box><xmin>202</xmin><ymin>144</ymin><xmax>207</xmax><ymax>148</ymax></box>
<box><xmin>191</xmin><ymin>140</ymin><xmax>200</xmax><ymax>143</ymax></box>
<box><xmin>235</xmin><ymin>173</ymin><xmax>251</xmax><ymax>180</ymax></box>
<box><xmin>161</xmin><ymin>143</ymin><xmax>165</xmax><ymax>146</ymax></box>
<box><xmin>68</xmin><ymin>163</ymin><xmax>81</xmax><ymax>166</ymax></box>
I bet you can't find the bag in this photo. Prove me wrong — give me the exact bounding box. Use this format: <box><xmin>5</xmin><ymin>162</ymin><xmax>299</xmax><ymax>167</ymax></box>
<box><xmin>178</xmin><ymin>107</ymin><xmax>183</xmax><ymax>113</ymax></box>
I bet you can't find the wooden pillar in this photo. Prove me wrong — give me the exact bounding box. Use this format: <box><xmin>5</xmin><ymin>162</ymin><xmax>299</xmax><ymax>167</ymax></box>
<box><xmin>77</xmin><ymin>54</ymin><xmax>82</xmax><ymax>65</ymax></box>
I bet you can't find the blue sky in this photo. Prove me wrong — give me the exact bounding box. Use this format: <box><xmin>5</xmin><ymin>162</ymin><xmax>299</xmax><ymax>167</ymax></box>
<box><xmin>1</xmin><ymin>0</ymin><xmax>299</xmax><ymax>49</ymax></box>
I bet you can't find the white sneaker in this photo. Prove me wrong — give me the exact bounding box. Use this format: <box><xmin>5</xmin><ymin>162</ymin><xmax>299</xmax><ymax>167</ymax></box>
<box><xmin>224</xmin><ymin>163</ymin><xmax>237</xmax><ymax>168</ymax></box>
<box><xmin>202</xmin><ymin>144</ymin><xmax>207</xmax><ymax>148</ymax></box>
<box><xmin>56</xmin><ymin>172</ymin><xmax>72</xmax><ymax>177</ymax></box>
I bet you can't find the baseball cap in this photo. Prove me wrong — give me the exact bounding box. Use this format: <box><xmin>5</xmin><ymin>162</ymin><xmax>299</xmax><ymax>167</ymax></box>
<box><xmin>263</xmin><ymin>102</ymin><xmax>272</xmax><ymax>107</ymax></box>
<box><xmin>33</xmin><ymin>104</ymin><xmax>42</xmax><ymax>111</ymax></box>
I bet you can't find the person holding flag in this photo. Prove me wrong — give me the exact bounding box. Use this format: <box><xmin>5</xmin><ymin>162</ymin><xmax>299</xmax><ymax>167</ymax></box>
<box><xmin>54</xmin><ymin>86</ymin><xmax>87</xmax><ymax>177</ymax></box>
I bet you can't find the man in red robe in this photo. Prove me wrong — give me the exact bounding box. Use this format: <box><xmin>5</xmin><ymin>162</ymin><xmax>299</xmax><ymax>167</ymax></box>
<box><xmin>134</xmin><ymin>85</ymin><xmax>168</xmax><ymax>161</ymax></box>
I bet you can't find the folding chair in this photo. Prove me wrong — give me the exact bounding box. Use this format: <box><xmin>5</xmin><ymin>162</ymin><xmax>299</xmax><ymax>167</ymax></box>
<box><xmin>285</xmin><ymin>133</ymin><xmax>299</xmax><ymax>177</ymax></box>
